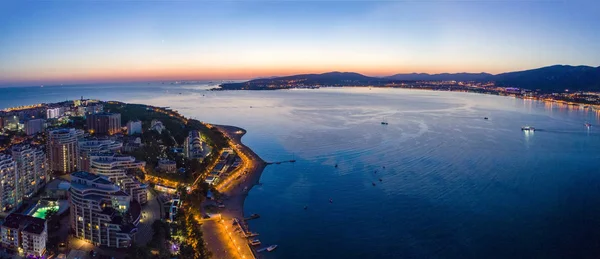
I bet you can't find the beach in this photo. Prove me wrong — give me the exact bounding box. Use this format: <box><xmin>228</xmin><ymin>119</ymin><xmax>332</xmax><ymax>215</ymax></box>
<box><xmin>202</xmin><ymin>125</ymin><xmax>267</xmax><ymax>259</ymax></box>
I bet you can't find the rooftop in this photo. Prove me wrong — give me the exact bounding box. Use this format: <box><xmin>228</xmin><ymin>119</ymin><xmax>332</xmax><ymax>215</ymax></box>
<box><xmin>71</xmin><ymin>171</ymin><xmax>113</xmax><ymax>185</ymax></box>
<box><xmin>2</xmin><ymin>213</ymin><xmax>46</xmax><ymax>235</ymax></box>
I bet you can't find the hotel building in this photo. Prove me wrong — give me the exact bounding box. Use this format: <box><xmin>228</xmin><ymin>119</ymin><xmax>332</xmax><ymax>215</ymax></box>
<box><xmin>185</xmin><ymin>130</ymin><xmax>206</xmax><ymax>160</ymax></box>
<box><xmin>78</xmin><ymin>139</ymin><xmax>123</xmax><ymax>172</ymax></box>
<box><xmin>86</xmin><ymin>113</ymin><xmax>121</xmax><ymax>135</ymax></box>
<box><xmin>0</xmin><ymin>213</ymin><xmax>47</xmax><ymax>257</ymax></box>
<box><xmin>47</xmin><ymin>128</ymin><xmax>80</xmax><ymax>174</ymax></box>
<box><xmin>126</xmin><ymin>120</ymin><xmax>142</xmax><ymax>135</ymax></box>
<box><xmin>0</xmin><ymin>154</ymin><xmax>17</xmax><ymax>211</ymax></box>
<box><xmin>89</xmin><ymin>154</ymin><xmax>147</xmax><ymax>204</ymax></box>
<box><xmin>69</xmin><ymin>171</ymin><xmax>138</xmax><ymax>248</ymax></box>
<box><xmin>24</xmin><ymin>119</ymin><xmax>45</xmax><ymax>136</ymax></box>
<box><xmin>11</xmin><ymin>144</ymin><xmax>47</xmax><ymax>201</ymax></box>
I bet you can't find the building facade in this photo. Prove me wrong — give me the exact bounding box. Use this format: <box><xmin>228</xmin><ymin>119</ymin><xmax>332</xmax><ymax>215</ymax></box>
<box><xmin>11</xmin><ymin>144</ymin><xmax>47</xmax><ymax>202</ymax></box>
<box><xmin>0</xmin><ymin>155</ymin><xmax>17</xmax><ymax>212</ymax></box>
<box><xmin>24</xmin><ymin>119</ymin><xmax>45</xmax><ymax>136</ymax></box>
<box><xmin>86</xmin><ymin>113</ymin><xmax>121</xmax><ymax>135</ymax></box>
<box><xmin>46</xmin><ymin>107</ymin><xmax>65</xmax><ymax>119</ymax></box>
<box><xmin>78</xmin><ymin>139</ymin><xmax>123</xmax><ymax>172</ymax></box>
<box><xmin>157</xmin><ymin>159</ymin><xmax>177</xmax><ymax>173</ymax></box>
<box><xmin>89</xmin><ymin>154</ymin><xmax>147</xmax><ymax>204</ymax></box>
<box><xmin>126</xmin><ymin>120</ymin><xmax>142</xmax><ymax>135</ymax></box>
<box><xmin>184</xmin><ymin>130</ymin><xmax>205</xmax><ymax>160</ymax></box>
<box><xmin>68</xmin><ymin>171</ymin><xmax>137</xmax><ymax>248</ymax></box>
<box><xmin>47</xmin><ymin>128</ymin><xmax>80</xmax><ymax>174</ymax></box>
<box><xmin>0</xmin><ymin>213</ymin><xmax>47</xmax><ymax>257</ymax></box>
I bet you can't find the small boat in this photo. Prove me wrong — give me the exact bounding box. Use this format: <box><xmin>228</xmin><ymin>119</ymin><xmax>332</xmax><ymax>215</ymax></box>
<box><xmin>334</xmin><ymin>164</ymin><xmax>338</xmax><ymax>168</ymax></box>
<box><xmin>290</xmin><ymin>159</ymin><xmax>296</xmax><ymax>163</ymax></box>
<box><xmin>585</xmin><ymin>122</ymin><xmax>592</xmax><ymax>128</ymax></box>
<box><xmin>379</xmin><ymin>178</ymin><xmax>382</xmax><ymax>182</ymax></box>
<box><xmin>372</xmin><ymin>182</ymin><xmax>376</xmax><ymax>186</ymax></box>
<box><xmin>329</xmin><ymin>198</ymin><xmax>333</xmax><ymax>203</ymax></box>
<box><xmin>484</xmin><ymin>117</ymin><xmax>489</xmax><ymax>120</ymax></box>
<box><xmin>381</xmin><ymin>121</ymin><xmax>388</xmax><ymax>125</ymax></box>
<box><xmin>374</xmin><ymin>170</ymin><xmax>377</xmax><ymax>174</ymax></box>
<box><xmin>304</xmin><ymin>206</ymin><xmax>308</xmax><ymax>210</ymax></box>
<box><xmin>250</xmin><ymin>239</ymin><xmax>261</xmax><ymax>246</ymax></box>
<box><xmin>521</xmin><ymin>126</ymin><xmax>535</xmax><ymax>132</ymax></box>
<box><xmin>267</xmin><ymin>245</ymin><xmax>278</xmax><ymax>252</ymax></box>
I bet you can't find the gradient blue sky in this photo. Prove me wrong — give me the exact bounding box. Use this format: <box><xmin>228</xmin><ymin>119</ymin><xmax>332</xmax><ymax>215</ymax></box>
<box><xmin>0</xmin><ymin>0</ymin><xmax>599</xmax><ymax>86</ymax></box>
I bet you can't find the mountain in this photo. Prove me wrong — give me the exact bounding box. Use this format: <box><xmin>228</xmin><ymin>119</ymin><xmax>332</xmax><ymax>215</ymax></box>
<box><xmin>218</xmin><ymin>65</ymin><xmax>600</xmax><ymax>92</ymax></box>
<box><xmin>386</xmin><ymin>72</ymin><xmax>492</xmax><ymax>81</ymax></box>
<box><xmin>219</xmin><ymin>72</ymin><xmax>396</xmax><ymax>90</ymax></box>
<box><xmin>490</xmin><ymin>65</ymin><xmax>600</xmax><ymax>93</ymax></box>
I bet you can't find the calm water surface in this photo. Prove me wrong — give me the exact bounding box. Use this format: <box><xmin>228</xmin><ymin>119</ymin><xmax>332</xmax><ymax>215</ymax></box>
<box><xmin>3</xmin><ymin>85</ymin><xmax>600</xmax><ymax>258</ymax></box>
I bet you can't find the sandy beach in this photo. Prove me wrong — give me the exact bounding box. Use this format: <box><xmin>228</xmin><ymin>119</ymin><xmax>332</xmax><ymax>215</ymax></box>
<box><xmin>201</xmin><ymin>125</ymin><xmax>267</xmax><ymax>259</ymax></box>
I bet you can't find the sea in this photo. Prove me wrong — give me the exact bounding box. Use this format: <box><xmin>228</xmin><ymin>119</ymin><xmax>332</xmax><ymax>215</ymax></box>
<box><xmin>2</xmin><ymin>82</ymin><xmax>600</xmax><ymax>258</ymax></box>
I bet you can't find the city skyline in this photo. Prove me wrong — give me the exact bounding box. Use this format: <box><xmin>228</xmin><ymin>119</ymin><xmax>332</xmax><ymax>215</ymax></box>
<box><xmin>1</xmin><ymin>1</ymin><xmax>599</xmax><ymax>86</ymax></box>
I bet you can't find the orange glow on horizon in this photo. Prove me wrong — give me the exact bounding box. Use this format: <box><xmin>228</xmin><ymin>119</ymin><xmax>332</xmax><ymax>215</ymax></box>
<box><xmin>2</xmin><ymin>63</ymin><xmax>504</xmax><ymax>86</ymax></box>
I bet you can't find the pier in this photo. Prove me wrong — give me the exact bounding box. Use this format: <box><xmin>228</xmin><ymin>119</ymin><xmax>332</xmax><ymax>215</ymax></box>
<box><xmin>266</xmin><ymin>159</ymin><xmax>296</xmax><ymax>165</ymax></box>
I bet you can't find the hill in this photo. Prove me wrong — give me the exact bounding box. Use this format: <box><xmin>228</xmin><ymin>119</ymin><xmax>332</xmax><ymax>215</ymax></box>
<box><xmin>219</xmin><ymin>72</ymin><xmax>398</xmax><ymax>90</ymax></box>
<box><xmin>490</xmin><ymin>65</ymin><xmax>600</xmax><ymax>93</ymax></box>
<box><xmin>217</xmin><ymin>65</ymin><xmax>600</xmax><ymax>92</ymax></box>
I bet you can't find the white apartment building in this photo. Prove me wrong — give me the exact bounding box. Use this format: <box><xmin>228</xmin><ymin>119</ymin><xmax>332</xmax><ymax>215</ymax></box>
<box><xmin>11</xmin><ymin>144</ymin><xmax>47</xmax><ymax>201</ymax></box>
<box><xmin>69</xmin><ymin>171</ymin><xmax>137</xmax><ymax>248</ymax></box>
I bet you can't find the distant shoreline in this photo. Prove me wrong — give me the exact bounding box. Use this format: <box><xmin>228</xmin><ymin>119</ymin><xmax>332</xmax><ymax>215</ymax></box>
<box><xmin>210</xmin><ymin>85</ymin><xmax>600</xmax><ymax>111</ymax></box>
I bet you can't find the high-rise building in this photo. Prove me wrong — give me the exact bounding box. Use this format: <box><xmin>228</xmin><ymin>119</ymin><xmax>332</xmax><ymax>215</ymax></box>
<box><xmin>89</xmin><ymin>154</ymin><xmax>147</xmax><ymax>204</ymax></box>
<box><xmin>46</xmin><ymin>107</ymin><xmax>64</xmax><ymax>119</ymax></box>
<box><xmin>24</xmin><ymin>119</ymin><xmax>45</xmax><ymax>136</ymax></box>
<box><xmin>185</xmin><ymin>130</ymin><xmax>206</xmax><ymax>160</ymax></box>
<box><xmin>0</xmin><ymin>213</ymin><xmax>47</xmax><ymax>257</ymax></box>
<box><xmin>47</xmin><ymin>128</ymin><xmax>80</xmax><ymax>174</ymax></box>
<box><xmin>86</xmin><ymin>113</ymin><xmax>121</xmax><ymax>135</ymax></box>
<box><xmin>126</xmin><ymin>120</ymin><xmax>142</xmax><ymax>135</ymax></box>
<box><xmin>0</xmin><ymin>155</ymin><xmax>17</xmax><ymax>212</ymax></box>
<box><xmin>78</xmin><ymin>139</ymin><xmax>123</xmax><ymax>172</ymax></box>
<box><xmin>69</xmin><ymin>171</ymin><xmax>138</xmax><ymax>248</ymax></box>
<box><xmin>11</xmin><ymin>144</ymin><xmax>47</xmax><ymax>202</ymax></box>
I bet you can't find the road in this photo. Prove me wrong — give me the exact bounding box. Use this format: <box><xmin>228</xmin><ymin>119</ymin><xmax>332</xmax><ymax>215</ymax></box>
<box><xmin>135</xmin><ymin>189</ymin><xmax>161</xmax><ymax>245</ymax></box>
<box><xmin>201</xmin><ymin>216</ymin><xmax>255</xmax><ymax>259</ymax></box>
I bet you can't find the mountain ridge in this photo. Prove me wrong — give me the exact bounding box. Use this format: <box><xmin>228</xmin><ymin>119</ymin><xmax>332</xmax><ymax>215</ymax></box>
<box><xmin>220</xmin><ymin>65</ymin><xmax>600</xmax><ymax>92</ymax></box>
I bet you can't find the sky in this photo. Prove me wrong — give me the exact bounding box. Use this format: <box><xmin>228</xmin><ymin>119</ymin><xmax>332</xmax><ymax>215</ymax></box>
<box><xmin>0</xmin><ymin>0</ymin><xmax>599</xmax><ymax>86</ymax></box>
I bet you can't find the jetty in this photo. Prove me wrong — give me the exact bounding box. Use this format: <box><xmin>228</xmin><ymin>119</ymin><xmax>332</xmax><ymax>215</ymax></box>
<box><xmin>266</xmin><ymin>159</ymin><xmax>296</xmax><ymax>165</ymax></box>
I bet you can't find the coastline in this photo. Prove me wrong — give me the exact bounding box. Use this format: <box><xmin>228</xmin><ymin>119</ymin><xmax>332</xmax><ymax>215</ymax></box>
<box><xmin>210</xmin><ymin>124</ymin><xmax>267</xmax><ymax>258</ymax></box>
<box><xmin>214</xmin><ymin>124</ymin><xmax>267</xmax><ymax>218</ymax></box>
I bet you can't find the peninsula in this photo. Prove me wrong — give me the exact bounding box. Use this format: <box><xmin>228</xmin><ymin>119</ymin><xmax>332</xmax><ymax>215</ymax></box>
<box><xmin>217</xmin><ymin>65</ymin><xmax>600</xmax><ymax>107</ymax></box>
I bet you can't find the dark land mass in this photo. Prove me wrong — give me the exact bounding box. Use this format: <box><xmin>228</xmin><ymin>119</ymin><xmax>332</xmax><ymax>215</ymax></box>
<box><xmin>491</xmin><ymin>65</ymin><xmax>600</xmax><ymax>93</ymax></box>
<box><xmin>219</xmin><ymin>71</ymin><xmax>411</xmax><ymax>90</ymax></box>
<box><xmin>218</xmin><ymin>65</ymin><xmax>600</xmax><ymax>93</ymax></box>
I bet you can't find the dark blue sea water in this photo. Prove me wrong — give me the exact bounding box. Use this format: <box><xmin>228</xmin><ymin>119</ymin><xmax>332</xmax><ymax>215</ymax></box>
<box><xmin>2</xmin><ymin>84</ymin><xmax>600</xmax><ymax>258</ymax></box>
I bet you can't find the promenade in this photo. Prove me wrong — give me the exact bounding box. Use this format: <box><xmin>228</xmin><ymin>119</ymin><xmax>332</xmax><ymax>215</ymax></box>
<box><xmin>201</xmin><ymin>125</ymin><xmax>267</xmax><ymax>259</ymax></box>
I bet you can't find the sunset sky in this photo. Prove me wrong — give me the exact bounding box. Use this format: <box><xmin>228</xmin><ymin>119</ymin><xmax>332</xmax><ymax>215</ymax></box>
<box><xmin>1</xmin><ymin>1</ymin><xmax>599</xmax><ymax>86</ymax></box>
